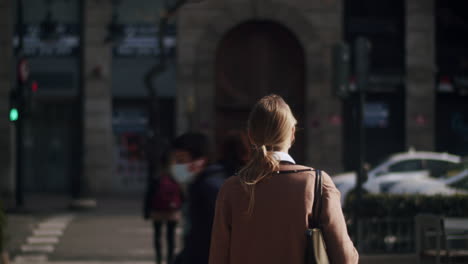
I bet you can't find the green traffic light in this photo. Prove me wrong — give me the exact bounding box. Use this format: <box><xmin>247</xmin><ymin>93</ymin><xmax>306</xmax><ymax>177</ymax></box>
<box><xmin>9</xmin><ymin>108</ymin><xmax>19</xmax><ymax>121</ymax></box>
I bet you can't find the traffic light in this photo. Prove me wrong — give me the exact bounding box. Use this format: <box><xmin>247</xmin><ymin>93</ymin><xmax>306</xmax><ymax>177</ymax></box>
<box><xmin>332</xmin><ymin>43</ymin><xmax>351</xmax><ymax>98</ymax></box>
<box><xmin>9</xmin><ymin>89</ymin><xmax>21</xmax><ymax>122</ymax></box>
<box><xmin>31</xmin><ymin>81</ymin><xmax>38</xmax><ymax>93</ymax></box>
<box><xmin>10</xmin><ymin>108</ymin><xmax>19</xmax><ymax>122</ymax></box>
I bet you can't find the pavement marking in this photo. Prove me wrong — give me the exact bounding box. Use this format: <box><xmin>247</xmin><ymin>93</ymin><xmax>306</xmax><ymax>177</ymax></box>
<box><xmin>21</xmin><ymin>244</ymin><xmax>55</xmax><ymax>253</ymax></box>
<box><xmin>13</xmin><ymin>261</ymin><xmax>157</xmax><ymax>264</ymax></box>
<box><xmin>47</xmin><ymin>214</ymin><xmax>75</xmax><ymax>220</ymax></box>
<box><xmin>13</xmin><ymin>255</ymin><xmax>48</xmax><ymax>263</ymax></box>
<box><xmin>33</xmin><ymin>230</ymin><xmax>64</xmax><ymax>236</ymax></box>
<box><xmin>13</xmin><ymin>254</ymin><xmax>48</xmax><ymax>263</ymax></box>
<box><xmin>39</xmin><ymin>223</ymin><xmax>68</xmax><ymax>229</ymax></box>
<box><xmin>16</xmin><ymin>214</ymin><xmax>76</xmax><ymax>261</ymax></box>
<box><xmin>27</xmin><ymin>237</ymin><xmax>60</xmax><ymax>244</ymax></box>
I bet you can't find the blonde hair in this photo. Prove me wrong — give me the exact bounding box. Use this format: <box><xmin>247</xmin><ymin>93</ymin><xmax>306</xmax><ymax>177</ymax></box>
<box><xmin>239</xmin><ymin>94</ymin><xmax>297</xmax><ymax>214</ymax></box>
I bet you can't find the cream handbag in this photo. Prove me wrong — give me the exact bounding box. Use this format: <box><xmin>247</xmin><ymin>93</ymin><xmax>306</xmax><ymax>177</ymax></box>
<box><xmin>305</xmin><ymin>169</ymin><xmax>330</xmax><ymax>264</ymax></box>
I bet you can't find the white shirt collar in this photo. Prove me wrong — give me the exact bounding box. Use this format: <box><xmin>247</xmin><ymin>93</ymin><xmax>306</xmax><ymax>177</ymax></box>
<box><xmin>272</xmin><ymin>151</ymin><xmax>296</xmax><ymax>164</ymax></box>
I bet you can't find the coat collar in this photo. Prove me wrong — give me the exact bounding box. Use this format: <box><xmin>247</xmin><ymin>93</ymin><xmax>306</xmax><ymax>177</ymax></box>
<box><xmin>272</xmin><ymin>151</ymin><xmax>296</xmax><ymax>164</ymax></box>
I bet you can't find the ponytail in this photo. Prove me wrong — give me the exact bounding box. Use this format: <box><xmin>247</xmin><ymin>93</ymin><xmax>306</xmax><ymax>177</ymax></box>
<box><xmin>239</xmin><ymin>145</ymin><xmax>280</xmax><ymax>215</ymax></box>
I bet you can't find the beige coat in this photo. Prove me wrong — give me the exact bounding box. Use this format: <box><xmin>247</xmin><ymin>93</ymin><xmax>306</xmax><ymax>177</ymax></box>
<box><xmin>209</xmin><ymin>163</ymin><xmax>359</xmax><ymax>264</ymax></box>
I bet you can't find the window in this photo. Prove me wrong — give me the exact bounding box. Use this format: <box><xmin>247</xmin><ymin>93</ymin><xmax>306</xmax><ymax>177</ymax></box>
<box><xmin>388</xmin><ymin>159</ymin><xmax>423</xmax><ymax>173</ymax></box>
<box><xmin>450</xmin><ymin>176</ymin><xmax>468</xmax><ymax>190</ymax></box>
<box><xmin>446</xmin><ymin>162</ymin><xmax>468</xmax><ymax>178</ymax></box>
<box><xmin>423</xmin><ymin>159</ymin><xmax>455</xmax><ymax>178</ymax></box>
<box><xmin>436</xmin><ymin>0</ymin><xmax>468</xmax><ymax>75</ymax></box>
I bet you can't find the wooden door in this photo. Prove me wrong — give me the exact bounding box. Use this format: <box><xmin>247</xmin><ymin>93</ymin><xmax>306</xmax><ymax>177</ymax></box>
<box><xmin>215</xmin><ymin>21</ymin><xmax>306</xmax><ymax>162</ymax></box>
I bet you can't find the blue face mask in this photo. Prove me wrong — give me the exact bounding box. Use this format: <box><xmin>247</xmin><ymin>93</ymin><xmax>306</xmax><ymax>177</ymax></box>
<box><xmin>171</xmin><ymin>163</ymin><xmax>196</xmax><ymax>184</ymax></box>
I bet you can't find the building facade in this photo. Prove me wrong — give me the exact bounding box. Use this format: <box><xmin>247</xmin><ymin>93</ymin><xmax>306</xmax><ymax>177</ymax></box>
<box><xmin>176</xmin><ymin>0</ymin><xmax>447</xmax><ymax>173</ymax></box>
<box><xmin>0</xmin><ymin>0</ymin><xmax>467</xmax><ymax>204</ymax></box>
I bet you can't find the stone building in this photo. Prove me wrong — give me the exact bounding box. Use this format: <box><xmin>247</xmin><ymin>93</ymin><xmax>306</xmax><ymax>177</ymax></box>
<box><xmin>176</xmin><ymin>0</ymin><xmax>448</xmax><ymax>172</ymax></box>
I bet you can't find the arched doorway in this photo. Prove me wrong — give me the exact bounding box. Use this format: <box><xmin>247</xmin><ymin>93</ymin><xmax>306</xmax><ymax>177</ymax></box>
<box><xmin>215</xmin><ymin>21</ymin><xmax>306</xmax><ymax>163</ymax></box>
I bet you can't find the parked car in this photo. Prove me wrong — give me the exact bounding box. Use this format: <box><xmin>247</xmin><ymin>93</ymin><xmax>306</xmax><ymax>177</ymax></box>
<box><xmin>332</xmin><ymin>150</ymin><xmax>461</xmax><ymax>204</ymax></box>
<box><xmin>389</xmin><ymin>159</ymin><xmax>468</xmax><ymax>195</ymax></box>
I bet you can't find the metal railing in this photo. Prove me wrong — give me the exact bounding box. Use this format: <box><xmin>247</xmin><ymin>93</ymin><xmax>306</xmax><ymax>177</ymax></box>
<box><xmin>357</xmin><ymin>217</ymin><xmax>414</xmax><ymax>254</ymax></box>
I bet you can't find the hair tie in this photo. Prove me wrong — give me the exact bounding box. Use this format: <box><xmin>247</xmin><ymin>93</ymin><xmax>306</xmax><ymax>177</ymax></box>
<box><xmin>252</xmin><ymin>144</ymin><xmax>269</xmax><ymax>157</ymax></box>
<box><xmin>260</xmin><ymin>145</ymin><xmax>267</xmax><ymax>156</ymax></box>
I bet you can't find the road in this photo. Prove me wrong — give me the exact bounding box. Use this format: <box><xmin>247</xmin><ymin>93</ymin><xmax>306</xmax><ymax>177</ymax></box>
<box><xmin>6</xmin><ymin>195</ymin><xmax>182</xmax><ymax>264</ymax></box>
<box><xmin>4</xmin><ymin>194</ymin><xmax>417</xmax><ymax>264</ymax></box>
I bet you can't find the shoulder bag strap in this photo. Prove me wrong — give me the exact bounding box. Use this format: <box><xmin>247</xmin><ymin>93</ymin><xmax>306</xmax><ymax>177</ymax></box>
<box><xmin>275</xmin><ymin>167</ymin><xmax>321</xmax><ymax>229</ymax></box>
<box><xmin>276</xmin><ymin>167</ymin><xmax>313</xmax><ymax>174</ymax></box>
<box><xmin>310</xmin><ymin>169</ymin><xmax>322</xmax><ymax>229</ymax></box>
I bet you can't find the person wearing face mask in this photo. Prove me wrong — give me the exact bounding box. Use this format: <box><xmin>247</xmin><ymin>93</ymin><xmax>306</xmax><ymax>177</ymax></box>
<box><xmin>171</xmin><ymin>132</ymin><xmax>227</xmax><ymax>264</ymax></box>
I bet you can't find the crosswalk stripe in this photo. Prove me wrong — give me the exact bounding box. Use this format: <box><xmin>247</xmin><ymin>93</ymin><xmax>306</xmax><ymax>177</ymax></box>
<box><xmin>27</xmin><ymin>237</ymin><xmax>60</xmax><ymax>244</ymax></box>
<box><xmin>15</xmin><ymin>214</ymin><xmax>76</xmax><ymax>262</ymax></box>
<box><xmin>27</xmin><ymin>262</ymin><xmax>155</xmax><ymax>264</ymax></box>
<box><xmin>21</xmin><ymin>244</ymin><xmax>55</xmax><ymax>253</ymax></box>
<box><xmin>33</xmin><ymin>230</ymin><xmax>64</xmax><ymax>236</ymax></box>
<box><xmin>14</xmin><ymin>254</ymin><xmax>48</xmax><ymax>263</ymax></box>
<box><xmin>39</xmin><ymin>223</ymin><xmax>68</xmax><ymax>229</ymax></box>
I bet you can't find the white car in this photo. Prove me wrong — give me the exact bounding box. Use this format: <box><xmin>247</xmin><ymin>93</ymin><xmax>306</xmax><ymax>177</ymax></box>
<box><xmin>389</xmin><ymin>161</ymin><xmax>468</xmax><ymax>195</ymax></box>
<box><xmin>332</xmin><ymin>150</ymin><xmax>461</xmax><ymax>204</ymax></box>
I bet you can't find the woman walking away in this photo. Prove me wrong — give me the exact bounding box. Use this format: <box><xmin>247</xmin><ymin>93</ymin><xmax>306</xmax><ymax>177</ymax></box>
<box><xmin>209</xmin><ymin>94</ymin><xmax>358</xmax><ymax>264</ymax></box>
<box><xmin>145</xmin><ymin>147</ymin><xmax>183</xmax><ymax>264</ymax></box>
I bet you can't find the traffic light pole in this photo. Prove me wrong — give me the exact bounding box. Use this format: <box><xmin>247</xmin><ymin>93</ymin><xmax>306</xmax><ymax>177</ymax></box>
<box><xmin>14</xmin><ymin>0</ymin><xmax>25</xmax><ymax>208</ymax></box>
<box><xmin>144</xmin><ymin>0</ymin><xmax>187</xmax><ymax>198</ymax></box>
<box><xmin>14</xmin><ymin>90</ymin><xmax>24</xmax><ymax>208</ymax></box>
<box><xmin>353</xmin><ymin>37</ymin><xmax>370</xmax><ymax>249</ymax></box>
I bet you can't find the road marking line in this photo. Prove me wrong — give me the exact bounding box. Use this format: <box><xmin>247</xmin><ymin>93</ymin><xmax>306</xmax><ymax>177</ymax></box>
<box><xmin>15</xmin><ymin>214</ymin><xmax>75</xmax><ymax>262</ymax></box>
<box><xmin>39</xmin><ymin>223</ymin><xmax>68</xmax><ymax>229</ymax></box>
<box><xmin>47</xmin><ymin>214</ymin><xmax>75</xmax><ymax>221</ymax></box>
<box><xmin>27</xmin><ymin>236</ymin><xmax>60</xmax><ymax>244</ymax></box>
<box><xmin>21</xmin><ymin>244</ymin><xmax>55</xmax><ymax>253</ymax></box>
<box><xmin>14</xmin><ymin>254</ymin><xmax>48</xmax><ymax>263</ymax></box>
<box><xmin>33</xmin><ymin>230</ymin><xmax>64</xmax><ymax>236</ymax></box>
<box><xmin>36</xmin><ymin>262</ymin><xmax>155</xmax><ymax>264</ymax></box>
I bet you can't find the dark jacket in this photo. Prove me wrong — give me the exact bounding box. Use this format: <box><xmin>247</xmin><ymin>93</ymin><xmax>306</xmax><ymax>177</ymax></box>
<box><xmin>183</xmin><ymin>164</ymin><xmax>227</xmax><ymax>264</ymax></box>
<box><xmin>143</xmin><ymin>177</ymin><xmax>158</xmax><ymax>219</ymax></box>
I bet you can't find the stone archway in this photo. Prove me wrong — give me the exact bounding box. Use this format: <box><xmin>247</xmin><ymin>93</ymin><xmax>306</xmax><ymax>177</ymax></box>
<box><xmin>214</xmin><ymin>20</ymin><xmax>306</xmax><ymax>162</ymax></box>
<box><xmin>178</xmin><ymin>0</ymin><xmax>344</xmax><ymax>170</ymax></box>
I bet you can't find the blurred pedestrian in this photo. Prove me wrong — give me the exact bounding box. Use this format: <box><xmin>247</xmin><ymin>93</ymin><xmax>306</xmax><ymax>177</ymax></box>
<box><xmin>171</xmin><ymin>132</ymin><xmax>227</xmax><ymax>264</ymax></box>
<box><xmin>143</xmin><ymin>147</ymin><xmax>183</xmax><ymax>264</ymax></box>
<box><xmin>209</xmin><ymin>94</ymin><xmax>359</xmax><ymax>264</ymax></box>
<box><xmin>217</xmin><ymin>130</ymin><xmax>251</xmax><ymax>177</ymax></box>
